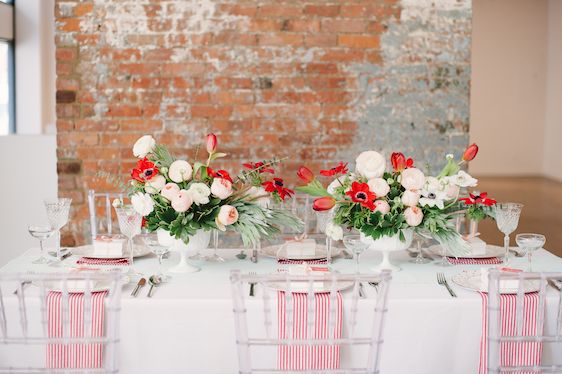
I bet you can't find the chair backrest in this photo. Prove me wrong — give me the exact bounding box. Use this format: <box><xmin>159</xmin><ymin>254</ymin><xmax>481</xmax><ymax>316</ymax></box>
<box><xmin>0</xmin><ymin>271</ymin><xmax>123</xmax><ymax>373</ymax></box>
<box><xmin>487</xmin><ymin>270</ymin><xmax>562</xmax><ymax>373</ymax></box>
<box><xmin>87</xmin><ymin>190</ymin><xmax>125</xmax><ymax>242</ymax></box>
<box><xmin>230</xmin><ymin>269</ymin><xmax>392</xmax><ymax>374</ymax></box>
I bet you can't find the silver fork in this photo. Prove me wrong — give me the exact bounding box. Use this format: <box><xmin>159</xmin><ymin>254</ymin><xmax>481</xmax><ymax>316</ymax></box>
<box><xmin>358</xmin><ymin>282</ymin><xmax>366</xmax><ymax>298</ymax></box>
<box><xmin>368</xmin><ymin>281</ymin><xmax>379</xmax><ymax>292</ymax></box>
<box><xmin>437</xmin><ymin>273</ymin><xmax>457</xmax><ymax>298</ymax></box>
<box><xmin>249</xmin><ymin>272</ymin><xmax>257</xmax><ymax>297</ymax></box>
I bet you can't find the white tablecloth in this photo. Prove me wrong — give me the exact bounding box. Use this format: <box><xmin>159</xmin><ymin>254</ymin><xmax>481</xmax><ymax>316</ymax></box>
<box><xmin>1</xmin><ymin>246</ymin><xmax>561</xmax><ymax>373</ymax></box>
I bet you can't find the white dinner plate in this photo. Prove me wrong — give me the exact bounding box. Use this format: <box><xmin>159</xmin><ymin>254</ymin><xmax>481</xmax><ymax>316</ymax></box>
<box><xmin>428</xmin><ymin>244</ymin><xmax>504</xmax><ymax>259</ymax></box>
<box><xmin>71</xmin><ymin>244</ymin><xmax>151</xmax><ymax>259</ymax></box>
<box><xmin>452</xmin><ymin>270</ymin><xmax>540</xmax><ymax>294</ymax></box>
<box><xmin>261</xmin><ymin>243</ymin><xmax>343</xmax><ymax>260</ymax></box>
<box><xmin>32</xmin><ymin>276</ymin><xmax>128</xmax><ymax>293</ymax></box>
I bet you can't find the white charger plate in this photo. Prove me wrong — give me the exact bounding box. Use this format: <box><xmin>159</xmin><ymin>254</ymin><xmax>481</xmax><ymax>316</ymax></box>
<box><xmin>261</xmin><ymin>243</ymin><xmax>343</xmax><ymax>260</ymax></box>
<box><xmin>71</xmin><ymin>244</ymin><xmax>151</xmax><ymax>259</ymax></box>
<box><xmin>452</xmin><ymin>270</ymin><xmax>540</xmax><ymax>294</ymax></box>
<box><xmin>428</xmin><ymin>244</ymin><xmax>504</xmax><ymax>259</ymax></box>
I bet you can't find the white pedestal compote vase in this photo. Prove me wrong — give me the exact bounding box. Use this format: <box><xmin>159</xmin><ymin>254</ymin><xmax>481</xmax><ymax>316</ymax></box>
<box><xmin>360</xmin><ymin>229</ymin><xmax>414</xmax><ymax>272</ymax></box>
<box><xmin>157</xmin><ymin>229</ymin><xmax>211</xmax><ymax>274</ymax></box>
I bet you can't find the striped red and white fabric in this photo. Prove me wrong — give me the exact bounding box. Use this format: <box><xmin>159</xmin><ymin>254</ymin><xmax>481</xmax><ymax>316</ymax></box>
<box><xmin>479</xmin><ymin>292</ymin><xmax>543</xmax><ymax>374</ymax></box>
<box><xmin>447</xmin><ymin>257</ymin><xmax>502</xmax><ymax>265</ymax></box>
<box><xmin>46</xmin><ymin>291</ymin><xmax>107</xmax><ymax>369</ymax></box>
<box><xmin>278</xmin><ymin>259</ymin><xmax>328</xmax><ymax>265</ymax></box>
<box><xmin>76</xmin><ymin>257</ymin><xmax>130</xmax><ymax>266</ymax></box>
<box><xmin>277</xmin><ymin>291</ymin><xmax>343</xmax><ymax>371</ymax></box>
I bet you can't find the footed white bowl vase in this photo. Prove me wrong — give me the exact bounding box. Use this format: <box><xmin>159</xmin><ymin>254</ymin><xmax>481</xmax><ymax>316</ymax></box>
<box><xmin>360</xmin><ymin>229</ymin><xmax>414</xmax><ymax>272</ymax></box>
<box><xmin>157</xmin><ymin>229</ymin><xmax>210</xmax><ymax>274</ymax></box>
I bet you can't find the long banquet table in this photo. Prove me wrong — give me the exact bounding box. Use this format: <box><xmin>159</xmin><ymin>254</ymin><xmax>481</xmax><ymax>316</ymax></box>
<box><xmin>1</xmin><ymin>246</ymin><xmax>561</xmax><ymax>373</ymax></box>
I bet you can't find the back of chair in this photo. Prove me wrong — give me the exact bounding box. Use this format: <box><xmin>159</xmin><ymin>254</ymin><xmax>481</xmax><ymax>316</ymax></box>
<box><xmin>0</xmin><ymin>271</ymin><xmax>123</xmax><ymax>373</ymax></box>
<box><xmin>87</xmin><ymin>190</ymin><xmax>125</xmax><ymax>242</ymax></box>
<box><xmin>230</xmin><ymin>270</ymin><xmax>392</xmax><ymax>374</ymax></box>
<box><xmin>487</xmin><ymin>270</ymin><xmax>562</xmax><ymax>373</ymax></box>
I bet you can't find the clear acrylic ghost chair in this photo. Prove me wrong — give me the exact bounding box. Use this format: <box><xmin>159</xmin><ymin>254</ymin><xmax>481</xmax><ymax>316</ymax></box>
<box><xmin>487</xmin><ymin>270</ymin><xmax>562</xmax><ymax>373</ymax></box>
<box><xmin>230</xmin><ymin>269</ymin><xmax>392</xmax><ymax>374</ymax></box>
<box><xmin>87</xmin><ymin>190</ymin><xmax>125</xmax><ymax>242</ymax></box>
<box><xmin>0</xmin><ymin>271</ymin><xmax>123</xmax><ymax>373</ymax></box>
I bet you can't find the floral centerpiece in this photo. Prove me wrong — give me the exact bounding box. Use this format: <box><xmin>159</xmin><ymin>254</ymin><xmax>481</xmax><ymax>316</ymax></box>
<box><xmin>296</xmin><ymin>144</ymin><xmax>485</xmax><ymax>269</ymax></box>
<box><xmin>123</xmin><ymin>133</ymin><xmax>302</xmax><ymax>250</ymax></box>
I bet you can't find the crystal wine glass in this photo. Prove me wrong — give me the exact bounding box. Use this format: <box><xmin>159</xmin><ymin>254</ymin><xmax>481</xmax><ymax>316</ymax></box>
<box><xmin>516</xmin><ymin>233</ymin><xmax>545</xmax><ymax>272</ymax></box>
<box><xmin>495</xmin><ymin>203</ymin><xmax>523</xmax><ymax>265</ymax></box>
<box><xmin>28</xmin><ymin>225</ymin><xmax>54</xmax><ymax>264</ymax></box>
<box><xmin>343</xmin><ymin>234</ymin><xmax>369</xmax><ymax>273</ymax></box>
<box><xmin>143</xmin><ymin>236</ymin><xmax>171</xmax><ymax>282</ymax></box>
<box><xmin>44</xmin><ymin>198</ymin><xmax>72</xmax><ymax>261</ymax></box>
<box><xmin>115</xmin><ymin>206</ymin><xmax>143</xmax><ymax>276</ymax></box>
<box><xmin>206</xmin><ymin>229</ymin><xmax>225</xmax><ymax>262</ymax></box>
<box><xmin>410</xmin><ymin>234</ymin><xmax>431</xmax><ymax>264</ymax></box>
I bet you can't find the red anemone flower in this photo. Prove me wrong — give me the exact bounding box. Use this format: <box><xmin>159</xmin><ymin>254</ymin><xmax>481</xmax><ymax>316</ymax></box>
<box><xmin>320</xmin><ymin>162</ymin><xmax>348</xmax><ymax>177</ymax></box>
<box><xmin>345</xmin><ymin>182</ymin><xmax>376</xmax><ymax>211</ymax></box>
<box><xmin>131</xmin><ymin>157</ymin><xmax>159</xmax><ymax>183</ymax></box>
<box><xmin>208</xmin><ymin>168</ymin><xmax>233</xmax><ymax>183</ymax></box>
<box><xmin>391</xmin><ymin>152</ymin><xmax>414</xmax><ymax>172</ymax></box>
<box><xmin>243</xmin><ymin>161</ymin><xmax>274</xmax><ymax>174</ymax></box>
<box><xmin>297</xmin><ymin>166</ymin><xmax>315</xmax><ymax>184</ymax></box>
<box><xmin>313</xmin><ymin>196</ymin><xmax>336</xmax><ymax>211</ymax></box>
<box><xmin>262</xmin><ymin>178</ymin><xmax>294</xmax><ymax>201</ymax></box>
<box><xmin>460</xmin><ymin>192</ymin><xmax>496</xmax><ymax>206</ymax></box>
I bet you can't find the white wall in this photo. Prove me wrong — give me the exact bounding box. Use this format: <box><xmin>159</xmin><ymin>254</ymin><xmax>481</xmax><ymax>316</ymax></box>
<box><xmin>543</xmin><ymin>0</ymin><xmax>562</xmax><ymax>181</ymax></box>
<box><xmin>470</xmin><ymin>0</ymin><xmax>548</xmax><ymax>177</ymax></box>
<box><xmin>0</xmin><ymin>135</ymin><xmax>57</xmax><ymax>266</ymax></box>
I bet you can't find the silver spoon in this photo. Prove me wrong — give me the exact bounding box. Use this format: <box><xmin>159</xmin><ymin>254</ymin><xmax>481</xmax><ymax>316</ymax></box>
<box><xmin>147</xmin><ymin>275</ymin><xmax>162</xmax><ymax>298</ymax></box>
<box><xmin>236</xmin><ymin>250</ymin><xmax>247</xmax><ymax>260</ymax></box>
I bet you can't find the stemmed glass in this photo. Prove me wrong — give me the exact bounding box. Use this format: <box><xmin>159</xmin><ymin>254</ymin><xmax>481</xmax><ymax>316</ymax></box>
<box><xmin>206</xmin><ymin>230</ymin><xmax>225</xmax><ymax>262</ymax></box>
<box><xmin>143</xmin><ymin>236</ymin><xmax>171</xmax><ymax>282</ymax></box>
<box><xmin>516</xmin><ymin>233</ymin><xmax>545</xmax><ymax>272</ymax></box>
<box><xmin>343</xmin><ymin>235</ymin><xmax>369</xmax><ymax>273</ymax></box>
<box><xmin>28</xmin><ymin>225</ymin><xmax>55</xmax><ymax>264</ymax></box>
<box><xmin>44</xmin><ymin>198</ymin><xmax>72</xmax><ymax>261</ymax></box>
<box><xmin>410</xmin><ymin>234</ymin><xmax>431</xmax><ymax>264</ymax></box>
<box><xmin>495</xmin><ymin>203</ymin><xmax>523</xmax><ymax>265</ymax></box>
<box><xmin>115</xmin><ymin>206</ymin><xmax>143</xmax><ymax>276</ymax></box>
<box><xmin>418</xmin><ymin>229</ymin><xmax>451</xmax><ymax>267</ymax></box>
<box><xmin>316</xmin><ymin>210</ymin><xmax>335</xmax><ymax>263</ymax></box>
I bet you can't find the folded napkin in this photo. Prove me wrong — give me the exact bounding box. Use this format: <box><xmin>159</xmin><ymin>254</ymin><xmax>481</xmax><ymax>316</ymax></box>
<box><xmin>277</xmin><ymin>291</ymin><xmax>343</xmax><ymax>371</ymax></box>
<box><xmin>278</xmin><ymin>259</ymin><xmax>327</xmax><ymax>265</ymax></box>
<box><xmin>479</xmin><ymin>291</ymin><xmax>543</xmax><ymax>374</ymax></box>
<box><xmin>76</xmin><ymin>257</ymin><xmax>130</xmax><ymax>266</ymax></box>
<box><xmin>47</xmin><ymin>291</ymin><xmax>107</xmax><ymax>369</ymax></box>
<box><xmin>447</xmin><ymin>257</ymin><xmax>502</xmax><ymax>265</ymax></box>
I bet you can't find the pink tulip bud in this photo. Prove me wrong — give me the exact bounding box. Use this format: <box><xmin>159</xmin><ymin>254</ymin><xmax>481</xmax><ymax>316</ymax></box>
<box><xmin>206</xmin><ymin>133</ymin><xmax>217</xmax><ymax>154</ymax></box>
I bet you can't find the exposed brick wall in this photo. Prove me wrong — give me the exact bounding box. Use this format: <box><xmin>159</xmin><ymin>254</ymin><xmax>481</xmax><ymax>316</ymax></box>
<box><xmin>55</xmin><ymin>0</ymin><xmax>472</xmax><ymax>245</ymax></box>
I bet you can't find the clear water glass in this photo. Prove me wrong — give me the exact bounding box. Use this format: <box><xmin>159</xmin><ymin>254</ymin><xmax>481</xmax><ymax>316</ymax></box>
<box><xmin>115</xmin><ymin>206</ymin><xmax>143</xmax><ymax>275</ymax></box>
<box><xmin>44</xmin><ymin>198</ymin><xmax>72</xmax><ymax>260</ymax></box>
<box><xmin>143</xmin><ymin>236</ymin><xmax>170</xmax><ymax>282</ymax></box>
<box><xmin>28</xmin><ymin>225</ymin><xmax>54</xmax><ymax>264</ymax></box>
<box><xmin>316</xmin><ymin>210</ymin><xmax>335</xmax><ymax>263</ymax></box>
<box><xmin>516</xmin><ymin>233</ymin><xmax>545</xmax><ymax>272</ymax></box>
<box><xmin>206</xmin><ymin>229</ymin><xmax>225</xmax><ymax>262</ymax></box>
<box><xmin>343</xmin><ymin>234</ymin><xmax>369</xmax><ymax>273</ymax></box>
<box><xmin>495</xmin><ymin>203</ymin><xmax>523</xmax><ymax>265</ymax></box>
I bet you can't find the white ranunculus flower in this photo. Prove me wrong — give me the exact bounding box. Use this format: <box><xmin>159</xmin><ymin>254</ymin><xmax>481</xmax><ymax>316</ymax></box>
<box><xmin>168</xmin><ymin>160</ymin><xmax>193</xmax><ymax>183</ymax></box>
<box><xmin>133</xmin><ymin>135</ymin><xmax>156</xmax><ymax>158</ymax></box>
<box><xmin>144</xmin><ymin>175</ymin><xmax>166</xmax><ymax>194</ymax></box>
<box><xmin>443</xmin><ymin>177</ymin><xmax>461</xmax><ymax>200</ymax></box>
<box><xmin>247</xmin><ymin>186</ymin><xmax>270</xmax><ymax>208</ymax></box>
<box><xmin>401</xmin><ymin>189</ymin><xmax>420</xmax><ymax>207</ymax></box>
<box><xmin>187</xmin><ymin>182</ymin><xmax>211</xmax><ymax>205</ymax></box>
<box><xmin>210</xmin><ymin>178</ymin><xmax>233</xmax><ymax>200</ymax></box>
<box><xmin>367</xmin><ymin>178</ymin><xmax>390</xmax><ymax>197</ymax></box>
<box><xmin>131</xmin><ymin>192</ymin><xmax>154</xmax><ymax>216</ymax></box>
<box><xmin>355</xmin><ymin>150</ymin><xmax>386</xmax><ymax>179</ymax></box>
<box><xmin>400</xmin><ymin>167</ymin><xmax>425</xmax><ymax>191</ymax></box>
<box><xmin>449</xmin><ymin>170</ymin><xmax>478</xmax><ymax>188</ymax></box>
<box><xmin>325</xmin><ymin>222</ymin><xmax>343</xmax><ymax>241</ymax></box>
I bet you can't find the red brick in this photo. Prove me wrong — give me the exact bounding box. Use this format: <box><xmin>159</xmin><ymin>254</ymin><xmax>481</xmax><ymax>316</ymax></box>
<box><xmin>191</xmin><ymin>106</ymin><xmax>233</xmax><ymax>118</ymax></box>
<box><xmin>258</xmin><ymin>5</ymin><xmax>302</xmax><ymax>17</ymax></box>
<box><xmin>259</xmin><ymin>33</ymin><xmax>303</xmax><ymax>46</ymax></box>
<box><xmin>303</xmin><ymin>5</ymin><xmax>340</xmax><ymax>17</ymax></box>
<box><xmin>338</xmin><ymin>35</ymin><xmax>380</xmax><ymax>49</ymax></box>
<box><xmin>321</xmin><ymin>19</ymin><xmax>367</xmax><ymax>33</ymax></box>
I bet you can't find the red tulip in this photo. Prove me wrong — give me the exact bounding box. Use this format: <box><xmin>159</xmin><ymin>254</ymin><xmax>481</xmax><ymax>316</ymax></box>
<box><xmin>206</xmin><ymin>133</ymin><xmax>217</xmax><ymax>154</ymax></box>
<box><xmin>391</xmin><ymin>152</ymin><xmax>406</xmax><ymax>172</ymax></box>
<box><xmin>297</xmin><ymin>166</ymin><xmax>315</xmax><ymax>184</ymax></box>
<box><xmin>312</xmin><ymin>196</ymin><xmax>336</xmax><ymax>211</ymax></box>
<box><xmin>462</xmin><ymin>143</ymin><xmax>478</xmax><ymax>161</ymax></box>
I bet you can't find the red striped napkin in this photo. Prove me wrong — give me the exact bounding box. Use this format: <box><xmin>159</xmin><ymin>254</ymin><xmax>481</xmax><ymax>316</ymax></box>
<box><xmin>278</xmin><ymin>259</ymin><xmax>328</xmax><ymax>265</ymax></box>
<box><xmin>277</xmin><ymin>291</ymin><xmax>343</xmax><ymax>371</ymax></box>
<box><xmin>447</xmin><ymin>257</ymin><xmax>502</xmax><ymax>265</ymax></box>
<box><xmin>479</xmin><ymin>292</ymin><xmax>543</xmax><ymax>374</ymax></box>
<box><xmin>47</xmin><ymin>291</ymin><xmax>107</xmax><ymax>369</ymax></box>
<box><xmin>76</xmin><ymin>257</ymin><xmax>130</xmax><ymax>266</ymax></box>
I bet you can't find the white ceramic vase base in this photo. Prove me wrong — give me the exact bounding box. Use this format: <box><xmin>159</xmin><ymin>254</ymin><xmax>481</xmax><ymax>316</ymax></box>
<box><xmin>169</xmin><ymin>251</ymin><xmax>200</xmax><ymax>274</ymax></box>
<box><xmin>371</xmin><ymin>251</ymin><xmax>402</xmax><ymax>272</ymax></box>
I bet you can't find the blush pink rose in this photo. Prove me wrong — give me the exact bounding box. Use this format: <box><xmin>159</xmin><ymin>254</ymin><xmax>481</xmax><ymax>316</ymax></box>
<box><xmin>401</xmin><ymin>189</ymin><xmax>421</xmax><ymax>207</ymax></box>
<box><xmin>171</xmin><ymin>189</ymin><xmax>193</xmax><ymax>213</ymax></box>
<box><xmin>210</xmin><ymin>178</ymin><xmax>233</xmax><ymax>200</ymax></box>
<box><xmin>404</xmin><ymin>206</ymin><xmax>424</xmax><ymax>227</ymax></box>
<box><xmin>215</xmin><ymin>205</ymin><xmax>239</xmax><ymax>230</ymax></box>
<box><xmin>161</xmin><ymin>182</ymin><xmax>180</xmax><ymax>201</ymax></box>
<box><xmin>373</xmin><ymin>200</ymin><xmax>391</xmax><ymax>215</ymax></box>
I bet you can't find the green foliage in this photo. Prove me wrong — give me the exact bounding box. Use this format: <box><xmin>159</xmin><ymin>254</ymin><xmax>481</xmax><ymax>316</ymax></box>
<box><xmin>295</xmin><ymin>180</ymin><xmax>331</xmax><ymax>197</ymax></box>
